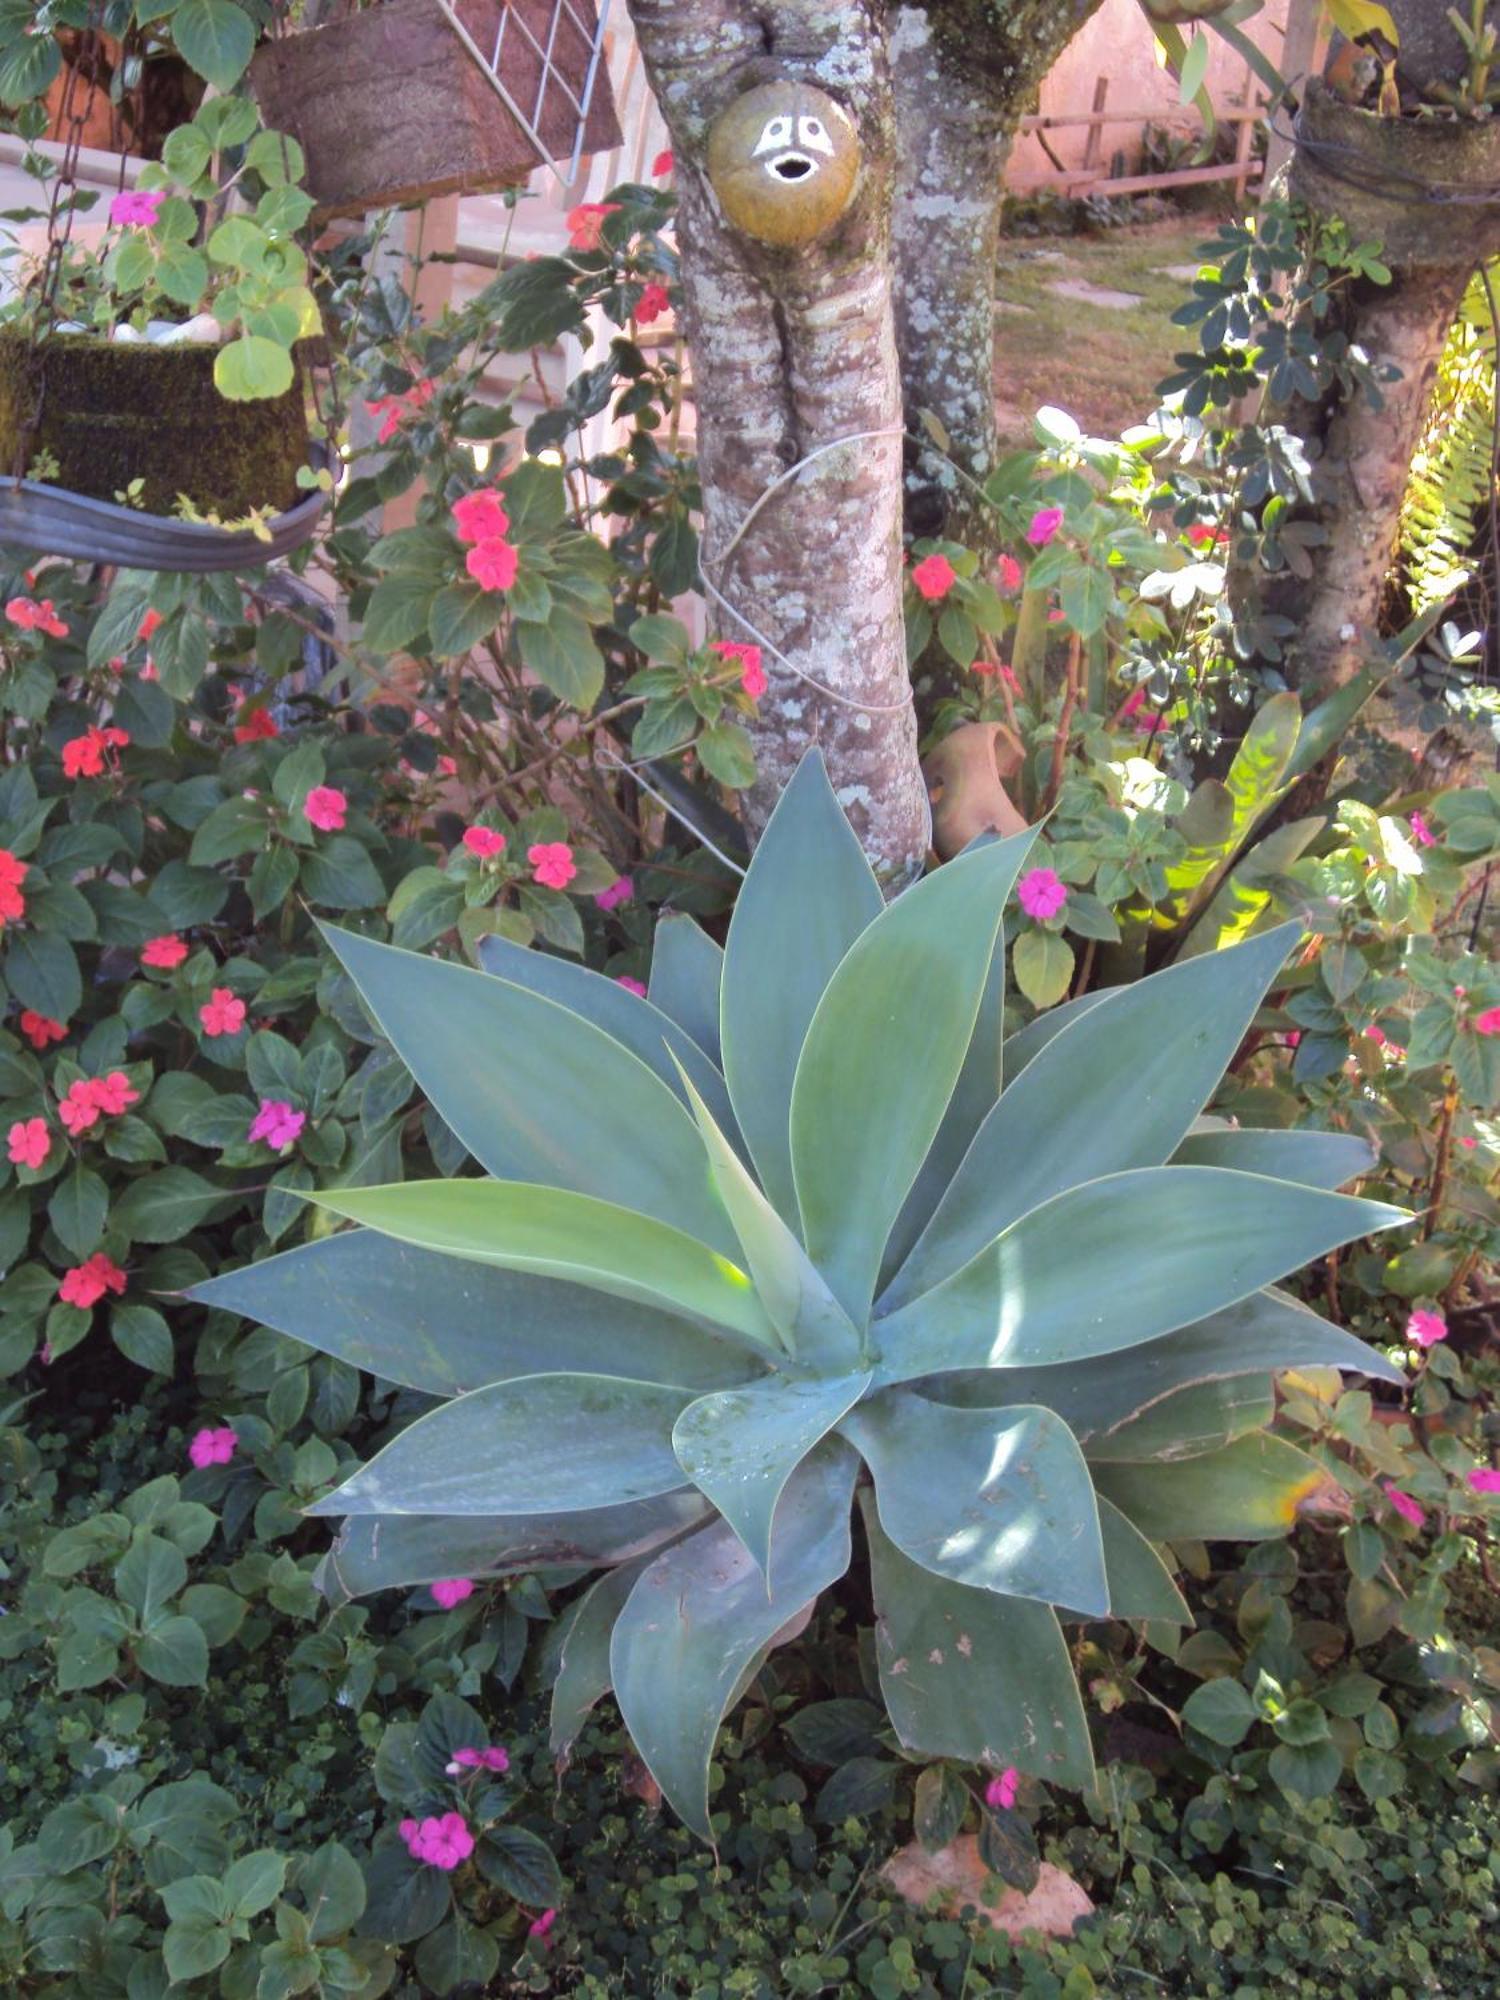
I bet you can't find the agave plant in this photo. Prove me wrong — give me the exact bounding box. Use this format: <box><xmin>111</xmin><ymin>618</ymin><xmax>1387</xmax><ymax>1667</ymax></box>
<box><xmin>199</xmin><ymin>752</ymin><xmax>1408</xmax><ymax>1836</ymax></box>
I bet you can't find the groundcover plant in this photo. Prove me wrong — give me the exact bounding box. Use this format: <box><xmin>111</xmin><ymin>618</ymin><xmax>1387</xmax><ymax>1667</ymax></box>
<box><xmin>200</xmin><ymin>751</ymin><xmax>1408</xmax><ymax>1836</ymax></box>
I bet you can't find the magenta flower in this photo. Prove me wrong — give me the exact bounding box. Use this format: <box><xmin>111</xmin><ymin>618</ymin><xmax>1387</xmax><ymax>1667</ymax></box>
<box><xmin>985</xmin><ymin>1766</ymin><xmax>1020</xmax><ymax>1810</ymax></box>
<box><xmin>528</xmin><ymin>841</ymin><xmax>576</xmax><ymax>891</ymax></box>
<box><xmin>1408</xmin><ymin>811</ymin><xmax>1436</xmax><ymax>849</ymax></box>
<box><xmin>1470</xmin><ymin>1468</ymin><xmax>1500</xmax><ymax>1495</ymax></box>
<box><xmin>529</xmin><ymin>1907</ymin><xmax>557</xmax><ymax>1943</ymax></box>
<box><xmin>462</xmin><ymin>825</ymin><xmax>506</xmax><ymax>859</ymax></box>
<box><xmin>447</xmin><ymin>1744</ymin><xmax>510</xmax><ymax>1773</ymax></box>
<box><xmin>109</xmin><ymin>188</ymin><xmax>165</xmax><ymax>228</ymax></box>
<box><xmin>1016</xmin><ymin>867</ymin><xmax>1067</xmax><ymax>920</ymax></box>
<box><xmin>304</xmin><ymin>785</ymin><xmax>347</xmax><ymax>832</ymax></box>
<box><xmin>248</xmin><ymin>1099</ymin><xmax>306</xmax><ymax>1154</ymax></box>
<box><xmin>997</xmin><ymin>553</ymin><xmax>1022</xmax><ymax>592</ymax></box>
<box><xmin>1475</xmin><ymin>1007</ymin><xmax>1500</xmax><ymax>1037</ymax></box>
<box><xmin>1384</xmin><ymin>1486</ymin><xmax>1424</xmax><ymax>1529</ymax></box>
<box><xmin>431</xmin><ymin>1577</ymin><xmax>474</xmax><ymax>1609</ymax></box>
<box><xmin>595</xmin><ymin>875</ymin><xmax>633</xmax><ymax>912</ymax></box>
<box><xmin>450</xmin><ymin>488</ymin><xmax>510</xmax><ymax>547</ymax></box>
<box><xmin>398</xmin><ymin>1812</ymin><xmax>474</xmax><ymax>1870</ymax></box>
<box><xmin>189</xmin><ymin>1425</ymin><xmax>237</xmax><ymax>1469</ymax></box>
<box><xmin>1405</xmin><ymin>1308</ymin><xmax>1447</xmax><ymax>1350</ymax></box>
<box><xmin>615</xmin><ymin>975</ymin><xmax>647</xmax><ymax>997</ymax></box>
<box><xmin>1026</xmin><ymin>506</ymin><xmax>1065</xmax><ymax>547</ymax></box>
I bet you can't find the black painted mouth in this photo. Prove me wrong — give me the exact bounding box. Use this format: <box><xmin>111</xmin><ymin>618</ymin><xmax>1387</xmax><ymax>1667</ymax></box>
<box><xmin>769</xmin><ymin>152</ymin><xmax>815</xmax><ymax>182</ymax></box>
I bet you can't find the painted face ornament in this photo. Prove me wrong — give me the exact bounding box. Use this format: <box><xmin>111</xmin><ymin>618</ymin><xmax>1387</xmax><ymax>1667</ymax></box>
<box><xmin>706</xmin><ymin>82</ymin><xmax>861</xmax><ymax>248</ymax></box>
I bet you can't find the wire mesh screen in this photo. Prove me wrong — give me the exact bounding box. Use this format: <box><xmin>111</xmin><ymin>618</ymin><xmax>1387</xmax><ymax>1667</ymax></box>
<box><xmin>439</xmin><ymin>0</ymin><xmax>616</xmax><ymax>185</ymax></box>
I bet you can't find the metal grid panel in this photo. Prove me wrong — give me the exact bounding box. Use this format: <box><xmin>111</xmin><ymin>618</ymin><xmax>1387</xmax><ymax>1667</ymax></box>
<box><xmin>436</xmin><ymin>0</ymin><xmax>613</xmax><ymax>186</ymax></box>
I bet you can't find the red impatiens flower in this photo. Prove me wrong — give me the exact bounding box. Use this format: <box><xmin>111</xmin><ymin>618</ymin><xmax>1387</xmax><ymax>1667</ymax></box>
<box><xmin>566</xmin><ymin>201</ymin><xmax>621</xmax><ymax>252</ymax></box>
<box><xmin>635</xmin><ymin>281</ymin><xmax>672</xmax><ymax>326</ymax></box>
<box><xmin>465</xmin><ymin>538</ymin><xmax>519</xmax><ymax>593</ymax></box>
<box><xmin>6</xmin><ymin>595</ymin><xmax>69</xmax><ymax>637</ymax></box>
<box><xmin>61</xmin><ymin>725</ymin><xmax>129</xmax><ymax>780</ymax></box>
<box><xmin>200</xmin><ymin>988</ymin><xmax>247</xmax><ymax>1037</ymax></box>
<box><xmin>462</xmin><ymin>826</ymin><xmax>506</xmax><ymax>859</ymax></box>
<box><xmin>910</xmin><ymin>554</ymin><xmax>956</xmax><ymax>603</ymax></box>
<box><xmin>58</xmin><ymin>1252</ymin><xmax>127</xmax><ymax>1311</ymax></box>
<box><xmin>303</xmin><ymin>785</ymin><xmax>347</xmax><ymax>832</ymax></box>
<box><xmin>232</xmin><ymin>704</ymin><xmax>279</xmax><ymax>745</ymax></box>
<box><xmin>450</xmin><ymin>489</ymin><xmax>511</xmax><ymax>546</ymax></box>
<box><xmin>528</xmin><ymin>841</ymin><xmax>576</xmax><ymax>891</ymax></box>
<box><xmin>652</xmin><ymin>149</ymin><xmax>674</xmax><ymax>178</ymax></box>
<box><xmin>141</xmin><ymin>935</ymin><xmax>188</xmax><ymax>970</ymax></box>
<box><xmin>711</xmin><ymin>640</ymin><xmax>766</xmax><ymax>699</ymax></box>
<box><xmin>1474</xmin><ymin>1006</ymin><xmax>1500</xmax><ymax>1037</ymax></box>
<box><xmin>0</xmin><ymin>847</ymin><xmax>26</xmax><ymax>928</ymax></box>
<box><xmin>18</xmin><ymin>1010</ymin><xmax>65</xmax><ymax>1049</ymax></box>
<box><xmin>7</xmin><ymin>1117</ymin><xmax>50</xmax><ymax>1170</ymax></box>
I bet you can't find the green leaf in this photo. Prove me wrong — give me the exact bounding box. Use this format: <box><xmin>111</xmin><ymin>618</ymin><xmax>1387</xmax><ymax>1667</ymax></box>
<box><xmin>722</xmin><ymin>751</ymin><xmax>883</xmax><ymax>1224</ymax></box>
<box><xmin>649</xmin><ymin>916</ymin><xmax>723</xmax><ymax>1063</ymax></box>
<box><xmin>861</xmin><ymin>1493</ymin><xmax>1095</xmax><ymax>1789</ymax></box>
<box><xmin>1269</xmin><ymin>1737</ymin><xmax>1343</xmax><ymax>1801</ymax></box>
<box><xmin>876</xmin><ymin>1168</ymin><xmax>1408</xmax><ymax>1378</ymax></box>
<box><xmin>1010</xmin><ymin>927</ymin><xmax>1074</xmax><ymax>1008</ymax></box>
<box><xmin>1172</xmin><ymin>1127</ymin><xmax>1374</xmax><ymax>1190</ymax></box>
<box><xmin>428</xmin><ymin>581</ymin><xmax>503</xmax><ymax>658</ymax></box>
<box><xmin>224</xmin><ymin>1849</ymin><xmax>287</xmax><ymax>1920</ymax></box>
<box><xmin>295</xmin><ymin>1841</ymin><xmax>366</xmax><ymax>1943</ymax></box>
<box><xmin>1094</xmin><ymin>1432</ymin><xmax>1329</xmax><ymax>1542</ymax></box>
<box><xmin>672</xmin><ymin>1370</ymin><xmax>871</xmax><ymax>1580</ymax></box>
<box><xmin>415</xmin><ymin>1918</ymin><xmax>500</xmax><ymax>1994</ymax></box>
<box><xmin>112</xmin><ymin>1167</ymin><xmax>225</xmax><ymax>1243</ymax></box>
<box><xmin>323</xmin><ymin>928</ymin><xmax>738</xmax><ymax>1256</ymax></box>
<box><xmin>550</xmin><ymin>1556</ymin><xmax>652</xmax><ymax>1760</ymax></box>
<box><xmin>4</xmin><ymin>930</ymin><xmax>82</xmax><ymax>1022</ymax></box>
<box><xmin>299</xmin><ymin>837</ymin><xmax>385</xmax><ymax>910</ymax></box>
<box><xmin>193</xmin><ymin>1229</ymin><xmax>745</xmax><ymax>1396</ymax></box>
<box><xmin>517</xmin><ymin>610</ymin><xmax>605</xmax><ymax>710</ymax></box>
<box><xmin>610</xmin><ymin>1438</ymin><xmax>858</xmax><ymax>1837</ymax></box>
<box><xmin>842</xmin><ymin>1392</ymin><xmax>1107</xmax><ymax>1613</ymax></box>
<box><xmin>136</xmin><ymin>1613</ymin><xmax>209</xmax><ymax>1687</ymax></box>
<box><xmin>114</xmin><ymin>1531</ymin><xmax>187</xmax><ymax>1622</ymax></box>
<box><xmin>474</xmin><ymin>1826</ymin><xmax>563</xmax><ymax>1907</ymax></box>
<box><xmin>1182</xmin><ymin>1676</ymin><xmax>1257</xmax><ymax>1747</ymax></box>
<box><xmin>357</xmin><ymin>1838</ymin><xmax>450</xmax><ymax>1945</ymax></box>
<box><xmin>364</xmin><ymin>573</ymin><xmax>438</xmax><ymax>655</ymax></box>
<box><xmin>1160</xmin><ymin>693</ymin><xmax>1302</xmax><ymax>924</ymax></box>
<box><xmin>696</xmin><ymin>721</ymin><xmax>757</xmax><ymax>790</ymax></box>
<box><xmin>1094</xmin><ymin>1498</ymin><xmax>1190</xmax><ymax>1622</ymax></box>
<box><xmin>308</xmin><ymin>1180</ymin><xmax>779</xmax><ymax>1354</ymax></box>
<box><xmin>1085</xmin><ymin>1373</ymin><xmax>1274</xmax><ymax>1463</ymax></box>
<box><xmin>311</xmin><ymin>1373</ymin><xmax>695</xmax><ymax>1517</ymax></box>
<box><xmin>112</xmin><ymin>1303</ymin><xmax>174</xmax><ymax>1375</ymax></box>
<box><xmin>178</xmin><ymin>1582</ymin><xmax>246</xmax><ymax>1647</ymax></box>
<box><xmin>886</xmin><ymin>926</ymin><xmax>1301</xmax><ymax>1308</ymax></box>
<box><xmin>214</xmin><ymin>333</ymin><xmax>294</xmax><ymax>401</ymax></box>
<box><xmin>791</xmin><ymin>828</ymin><xmax>1038</xmax><ymax>1321</ymax></box>
<box><xmin>48</xmin><ymin>1166</ymin><xmax>108</xmax><ymax>1259</ymax></box>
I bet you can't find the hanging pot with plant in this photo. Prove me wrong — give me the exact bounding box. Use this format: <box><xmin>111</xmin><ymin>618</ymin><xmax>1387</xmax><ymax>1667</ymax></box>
<box><xmin>248</xmin><ymin>0</ymin><xmax>623</xmax><ymax>221</ymax></box>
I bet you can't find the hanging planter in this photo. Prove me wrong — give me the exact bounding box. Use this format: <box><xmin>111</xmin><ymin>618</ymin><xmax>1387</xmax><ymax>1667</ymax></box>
<box><xmin>249</xmin><ymin>0</ymin><xmax>623</xmax><ymax>221</ymax></box>
<box><xmin>0</xmin><ymin>333</ymin><xmax>327</xmax><ymax>571</ymax></box>
<box><xmin>1289</xmin><ymin>78</ymin><xmax>1500</xmax><ymax>268</ymax></box>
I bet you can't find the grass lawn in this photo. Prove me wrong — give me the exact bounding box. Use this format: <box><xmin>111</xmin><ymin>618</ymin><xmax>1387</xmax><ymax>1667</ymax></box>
<box><xmin>993</xmin><ymin>212</ymin><xmax>1234</xmax><ymax>444</ymax></box>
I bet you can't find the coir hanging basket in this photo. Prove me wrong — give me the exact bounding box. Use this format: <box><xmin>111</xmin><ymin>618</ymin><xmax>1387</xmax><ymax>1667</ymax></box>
<box><xmin>249</xmin><ymin>0</ymin><xmax>623</xmax><ymax>221</ymax></box>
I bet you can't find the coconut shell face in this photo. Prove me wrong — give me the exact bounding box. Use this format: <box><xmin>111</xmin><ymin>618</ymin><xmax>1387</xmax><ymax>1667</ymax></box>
<box><xmin>706</xmin><ymin>82</ymin><xmax>860</xmax><ymax>249</ymax></box>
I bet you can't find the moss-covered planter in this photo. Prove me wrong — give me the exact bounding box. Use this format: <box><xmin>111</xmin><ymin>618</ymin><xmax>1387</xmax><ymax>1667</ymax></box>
<box><xmin>1290</xmin><ymin>79</ymin><xmax>1500</xmax><ymax>269</ymax></box>
<box><xmin>249</xmin><ymin>0</ymin><xmax>621</xmax><ymax>221</ymax></box>
<box><xmin>0</xmin><ymin>331</ymin><xmax>311</xmax><ymax>518</ymax></box>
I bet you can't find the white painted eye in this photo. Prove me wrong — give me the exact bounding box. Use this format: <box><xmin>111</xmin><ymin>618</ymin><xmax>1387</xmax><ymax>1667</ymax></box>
<box><xmin>796</xmin><ymin>116</ymin><xmax>835</xmax><ymax>157</ymax></box>
<box><xmin>753</xmin><ymin>114</ymin><xmax>794</xmax><ymax>156</ymax></box>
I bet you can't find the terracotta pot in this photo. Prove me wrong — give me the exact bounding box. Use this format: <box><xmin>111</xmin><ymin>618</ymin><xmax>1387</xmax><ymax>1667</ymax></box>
<box><xmin>1290</xmin><ymin>79</ymin><xmax>1500</xmax><ymax>269</ymax></box>
<box><xmin>0</xmin><ymin>331</ymin><xmax>311</xmax><ymax>518</ymax></box>
<box><xmin>249</xmin><ymin>0</ymin><xmax>623</xmax><ymax>221</ymax></box>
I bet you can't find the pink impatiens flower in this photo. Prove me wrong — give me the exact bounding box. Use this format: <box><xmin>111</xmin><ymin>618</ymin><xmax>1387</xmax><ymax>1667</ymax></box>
<box><xmin>1384</xmin><ymin>1486</ymin><xmax>1425</xmax><ymax>1529</ymax></box>
<box><xmin>431</xmin><ymin>1577</ymin><xmax>474</xmax><ymax>1609</ymax></box>
<box><xmin>189</xmin><ymin>1425</ymin><xmax>237</xmax><ymax>1469</ymax></box>
<box><xmin>462</xmin><ymin>825</ymin><xmax>507</xmax><ymax>859</ymax></box>
<box><xmin>109</xmin><ymin>188</ymin><xmax>165</xmax><ymax>228</ymax></box>
<box><xmin>635</xmin><ymin>281</ymin><xmax>671</xmax><ymax>326</ymax></box>
<box><xmin>529</xmin><ymin>1908</ymin><xmax>557</xmax><ymax>1943</ymax></box>
<box><xmin>1406</xmin><ymin>1308</ymin><xmax>1447</xmax><ymax>1350</ymax></box>
<box><xmin>303</xmin><ymin>785</ymin><xmax>347</xmax><ymax>832</ymax></box>
<box><xmin>997</xmin><ymin>553</ymin><xmax>1022</xmax><ymax>592</ymax></box>
<box><xmin>141</xmin><ymin>934</ymin><xmax>188</xmax><ymax>970</ymax></box>
<box><xmin>711</xmin><ymin>639</ymin><xmax>766</xmax><ymax>699</ymax></box>
<box><xmin>58</xmin><ymin>1080</ymin><xmax>103</xmax><ymax>1137</ymax></box>
<box><xmin>446</xmin><ymin>1744</ymin><xmax>510</xmax><ymax>1773</ymax></box>
<box><xmin>58</xmin><ymin>1253</ymin><xmax>127</xmax><ymax>1311</ymax></box>
<box><xmin>567</xmin><ymin>201</ymin><xmax>621</xmax><ymax>252</ymax></box>
<box><xmin>248</xmin><ymin>1100</ymin><xmax>306</xmax><ymax>1154</ymax></box>
<box><xmin>1026</xmin><ymin>506</ymin><xmax>1065</xmax><ymax>547</ymax></box>
<box><xmin>652</xmin><ymin>149</ymin><xmax>674</xmax><ymax>178</ymax></box>
<box><xmin>7</xmin><ymin>1118</ymin><xmax>50</xmax><ymax>1170</ymax></box>
<box><xmin>595</xmin><ymin>875</ymin><xmax>633</xmax><ymax>912</ymax></box>
<box><xmin>529</xmin><ymin>841</ymin><xmax>576</xmax><ymax>891</ymax></box>
<box><xmin>1408</xmin><ymin>811</ymin><xmax>1436</xmax><ymax>849</ymax></box>
<box><xmin>450</xmin><ymin>489</ymin><xmax>511</xmax><ymax>546</ymax></box>
<box><xmin>1016</xmin><ymin>867</ymin><xmax>1068</xmax><ymax>921</ymax></box>
<box><xmin>399</xmin><ymin>1813</ymin><xmax>475</xmax><ymax>1870</ymax></box>
<box><xmin>19</xmin><ymin>1010</ymin><xmax>67</xmax><ymax>1049</ymax></box>
<box><xmin>1474</xmin><ymin>1007</ymin><xmax>1500</xmax><ymax>1037</ymax></box>
<box><xmin>466</xmin><ymin>538</ymin><xmax>519</xmax><ymax>593</ymax></box>
<box><xmin>985</xmin><ymin>1767</ymin><xmax>1020</xmax><ymax>1811</ymax></box>
<box><xmin>910</xmin><ymin>553</ymin><xmax>956</xmax><ymax>603</ymax></box>
<box><xmin>615</xmin><ymin>975</ymin><xmax>647</xmax><ymax>997</ymax></box>
<box><xmin>200</xmin><ymin>988</ymin><xmax>247</xmax><ymax>1038</ymax></box>
<box><xmin>1470</xmin><ymin>1468</ymin><xmax>1500</xmax><ymax>1495</ymax></box>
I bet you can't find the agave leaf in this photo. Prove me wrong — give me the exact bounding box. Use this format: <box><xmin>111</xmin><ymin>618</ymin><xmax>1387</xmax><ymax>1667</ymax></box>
<box><xmin>1171</xmin><ymin>1127</ymin><xmax>1375</xmax><ymax>1190</ymax></box>
<box><xmin>649</xmin><ymin>914</ymin><xmax>724</xmax><ymax>1065</ymax></box>
<box><xmin>550</xmin><ymin>1554</ymin><xmax>656</xmax><ymax>1762</ymax></box>
<box><xmin>885</xmin><ymin>925</ymin><xmax>1299</xmax><ymax>1308</ymax></box>
<box><xmin>1091</xmin><ymin>1498</ymin><xmax>1191</xmax><ymax>1623</ymax></box>
<box><xmin>1084</xmin><ymin>1374</ymin><xmax>1275</xmax><ymax>1462</ymax></box>
<box><xmin>611</xmin><ymin>1437</ymin><xmax>859</xmax><ymax>1838</ymax></box>
<box><xmin>475</xmin><ymin>930</ymin><xmax>740</xmax><ymax>1148</ymax></box>
<box><xmin>876</xmin><ymin>1168</ymin><xmax>1409</xmax><ymax>1378</ymax></box>
<box><xmin>309</xmin><ymin>1181</ymin><xmax>781</xmax><ymax>1354</ymax></box>
<box><xmin>841</xmin><ymin>1390</ymin><xmax>1108</xmax><ymax>1616</ymax></box>
<box><xmin>673</xmin><ymin>1061</ymin><xmax>860</xmax><ymax>1368</ymax></box>
<box><xmin>791</xmin><ymin>828</ymin><xmax>1038</xmax><ymax>1322</ymax></box>
<box><xmin>928</xmin><ymin>1286</ymin><xmax>1400</xmax><ymax>1428</ymax></box>
<box><xmin>309</xmin><ymin>1374</ymin><xmax>697</xmax><ymax>1517</ymax></box>
<box><xmin>323</xmin><ymin>927</ymin><xmax>738</xmax><ymax>1256</ymax></box>
<box><xmin>860</xmin><ymin>1493</ymin><xmax>1095</xmax><ymax>1788</ymax></box>
<box><xmin>1174</xmin><ymin>816</ymin><xmax>1326</xmax><ymax>959</ymax></box>
<box><xmin>190</xmin><ymin>1230</ymin><xmax>756</xmax><ymax>1396</ymax></box>
<box><xmin>721</xmin><ymin>751</ymin><xmax>883</xmax><ymax>1223</ymax></box>
<box><xmin>316</xmin><ymin>1493</ymin><xmax>709</xmax><ymax>1604</ymax></box>
<box><xmin>882</xmin><ymin>927</ymin><xmax>1007</xmax><ymax>1284</ymax></box>
<box><xmin>672</xmin><ymin>1370</ymin><xmax>871</xmax><ymax>1582</ymax></box>
<box><xmin>1000</xmin><ymin>988</ymin><xmax>1112</xmax><ymax>1084</ymax></box>
<box><xmin>1094</xmin><ymin>1433</ymin><xmax>1330</xmax><ymax>1542</ymax></box>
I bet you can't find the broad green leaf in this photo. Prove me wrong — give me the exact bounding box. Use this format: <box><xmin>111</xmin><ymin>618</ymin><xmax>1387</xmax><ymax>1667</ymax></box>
<box><xmin>672</xmin><ymin>1370</ymin><xmax>871</xmax><ymax>1580</ymax></box>
<box><xmin>876</xmin><ymin>1168</ymin><xmax>1408</xmax><ymax>1379</ymax></box>
<box><xmin>885</xmin><ymin>925</ymin><xmax>1299</xmax><ymax>1309</ymax></box>
<box><xmin>309</xmin><ymin>1374</ymin><xmax>694</xmax><ymax>1517</ymax></box>
<box><xmin>192</xmin><ymin>1231</ymin><xmax>749</xmax><ymax>1395</ymax></box>
<box><xmin>1084</xmin><ymin>1374</ymin><xmax>1275</xmax><ymax>1462</ymax></box>
<box><xmin>611</xmin><ymin>1439</ymin><xmax>858</xmax><ymax>1836</ymax></box>
<box><xmin>214</xmin><ymin>334</ymin><xmax>294</xmax><ymax>402</ymax></box>
<box><xmin>1094</xmin><ymin>1433</ymin><xmax>1330</xmax><ymax>1542</ymax></box>
<box><xmin>324</xmin><ymin>928</ymin><xmax>738</xmax><ymax>1256</ymax></box>
<box><xmin>842</xmin><ymin>1391</ymin><xmax>1107</xmax><ymax>1615</ymax></box>
<box><xmin>474</xmin><ymin>930</ymin><xmax>739</xmax><ymax>1146</ymax></box>
<box><xmin>674</xmin><ymin>1064</ymin><xmax>859</xmax><ymax>1368</ymax></box>
<box><xmin>1092</xmin><ymin>1499</ymin><xmax>1190</xmax><ymax>1623</ymax></box>
<box><xmin>516</xmin><ymin>609</ymin><xmax>604</xmax><ymax>710</ymax></box>
<box><xmin>1176</xmin><ymin>816</ymin><xmax>1326</xmax><ymax>958</ymax></box>
<box><xmin>550</xmin><ymin>1554</ymin><xmax>656</xmax><ymax>1761</ymax></box>
<box><xmin>136</xmin><ymin>1614</ymin><xmax>208</xmax><ymax>1687</ymax></box>
<box><xmin>792</xmin><ymin>829</ymin><xmax>1038</xmax><ymax>1321</ymax></box>
<box><xmin>649</xmin><ymin>915</ymin><xmax>723</xmax><ymax>1063</ymax></box>
<box><xmin>317</xmin><ymin>1492</ymin><xmax>710</xmax><ymax>1603</ymax></box>
<box><xmin>309</xmin><ymin>1181</ymin><xmax>780</xmax><ymax>1353</ymax></box>
<box><xmin>115</xmin><ymin>1532</ymin><xmax>187</xmax><ymax>1623</ymax></box>
<box><xmin>1157</xmin><ymin>692</ymin><xmax>1301</xmax><ymax>925</ymax></box>
<box><xmin>860</xmin><ymin>1494</ymin><xmax>1095</xmax><ymax>1789</ymax></box>
<box><xmin>1011</xmin><ymin>928</ymin><xmax>1074</xmax><ymax>1009</ymax></box>
<box><xmin>721</xmin><ymin>751</ymin><xmax>883</xmax><ymax>1224</ymax></box>
<box><xmin>1171</xmin><ymin>1127</ymin><xmax>1374</xmax><ymax>1190</ymax></box>
<box><xmin>1181</xmin><ymin>1676</ymin><xmax>1257</xmax><ymax>1747</ymax></box>
<box><xmin>172</xmin><ymin>0</ymin><xmax>256</xmax><ymax>88</ymax></box>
